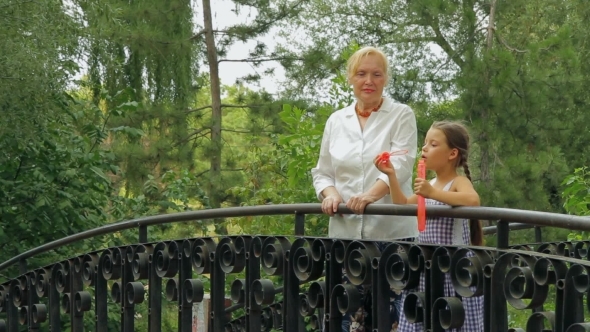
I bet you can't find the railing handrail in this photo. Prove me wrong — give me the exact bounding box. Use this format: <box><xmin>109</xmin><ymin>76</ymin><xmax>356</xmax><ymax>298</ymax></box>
<box><xmin>1</xmin><ymin>203</ymin><xmax>588</xmax><ymax>272</ymax></box>
<box><xmin>483</xmin><ymin>222</ymin><xmax>535</xmax><ymax>234</ymax></box>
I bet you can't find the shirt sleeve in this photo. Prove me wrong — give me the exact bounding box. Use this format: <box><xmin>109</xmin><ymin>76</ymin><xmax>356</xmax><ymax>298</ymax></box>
<box><xmin>377</xmin><ymin>105</ymin><xmax>418</xmax><ymax>187</ymax></box>
<box><xmin>311</xmin><ymin>115</ymin><xmax>336</xmax><ymax>201</ymax></box>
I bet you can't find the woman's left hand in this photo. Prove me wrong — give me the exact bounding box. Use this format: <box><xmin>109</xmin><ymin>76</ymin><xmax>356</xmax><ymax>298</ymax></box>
<box><xmin>346</xmin><ymin>193</ymin><xmax>378</xmax><ymax>215</ymax></box>
<box><xmin>414</xmin><ymin>178</ymin><xmax>434</xmax><ymax>198</ymax></box>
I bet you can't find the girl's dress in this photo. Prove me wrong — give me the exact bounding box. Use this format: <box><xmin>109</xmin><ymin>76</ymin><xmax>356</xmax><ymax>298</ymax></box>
<box><xmin>398</xmin><ymin>178</ymin><xmax>484</xmax><ymax>332</ymax></box>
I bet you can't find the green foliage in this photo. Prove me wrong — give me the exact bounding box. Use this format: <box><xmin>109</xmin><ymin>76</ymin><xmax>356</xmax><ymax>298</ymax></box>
<box><xmin>0</xmin><ymin>91</ymin><xmax>126</xmax><ymax>275</ymax></box>
<box><xmin>278</xmin><ymin>104</ymin><xmax>328</xmax><ymax>188</ymax></box>
<box><xmin>226</xmin><ymin>64</ymin><xmax>357</xmax><ymax>237</ymax></box>
<box><xmin>0</xmin><ymin>0</ymin><xmax>81</xmax><ymax>140</ymax></box>
<box><xmin>561</xmin><ymin>167</ymin><xmax>590</xmax><ymax>241</ymax></box>
<box><xmin>78</xmin><ymin>0</ymin><xmax>199</xmax><ymax>196</ymax></box>
<box><xmin>562</xmin><ymin>167</ymin><xmax>590</xmax><ymax>216</ymax></box>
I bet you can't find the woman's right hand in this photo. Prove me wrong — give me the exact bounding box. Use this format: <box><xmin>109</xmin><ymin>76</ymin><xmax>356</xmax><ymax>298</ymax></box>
<box><xmin>322</xmin><ymin>193</ymin><xmax>343</xmax><ymax>216</ymax></box>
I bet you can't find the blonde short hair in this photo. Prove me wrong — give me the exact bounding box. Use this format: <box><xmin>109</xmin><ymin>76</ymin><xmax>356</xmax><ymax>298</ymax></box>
<box><xmin>346</xmin><ymin>46</ymin><xmax>390</xmax><ymax>84</ymax></box>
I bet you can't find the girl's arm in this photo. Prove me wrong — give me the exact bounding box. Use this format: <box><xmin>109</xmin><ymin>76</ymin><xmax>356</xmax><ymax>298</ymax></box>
<box><xmin>374</xmin><ymin>156</ymin><xmax>418</xmax><ymax>204</ymax></box>
<box><xmin>416</xmin><ymin>176</ymin><xmax>480</xmax><ymax>206</ymax></box>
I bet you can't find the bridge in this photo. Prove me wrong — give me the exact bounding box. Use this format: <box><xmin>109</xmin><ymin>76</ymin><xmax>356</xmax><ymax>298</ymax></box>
<box><xmin>0</xmin><ymin>204</ymin><xmax>589</xmax><ymax>331</ymax></box>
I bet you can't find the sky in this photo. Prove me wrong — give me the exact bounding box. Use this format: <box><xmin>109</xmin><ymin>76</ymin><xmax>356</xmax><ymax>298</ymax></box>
<box><xmin>198</xmin><ymin>0</ymin><xmax>286</xmax><ymax>95</ymax></box>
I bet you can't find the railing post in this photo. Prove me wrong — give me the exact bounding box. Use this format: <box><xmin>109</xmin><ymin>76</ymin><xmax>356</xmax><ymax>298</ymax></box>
<box><xmin>211</xmin><ymin>242</ymin><xmax>227</xmax><ymax>331</ymax></box>
<box><xmin>148</xmin><ymin>246</ymin><xmax>163</xmax><ymax>332</ymax></box>
<box><xmin>496</xmin><ymin>220</ymin><xmax>509</xmax><ymax>249</ymax></box>
<box><xmin>535</xmin><ymin>226</ymin><xmax>543</xmax><ymax>243</ymax></box>
<box><xmin>294</xmin><ymin>212</ymin><xmax>305</xmax><ymax>236</ymax></box>
<box><xmin>70</xmin><ymin>259</ymin><xmax>84</xmax><ymax>332</ymax></box>
<box><xmin>6</xmin><ymin>286</ymin><xmax>18</xmax><ymax>332</ymax></box>
<box><xmin>139</xmin><ymin>225</ymin><xmax>148</xmax><ymax>243</ymax></box>
<box><xmin>179</xmin><ymin>241</ymin><xmax>194</xmax><ymax>330</ymax></box>
<box><xmin>18</xmin><ymin>259</ymin><xmax>27</xmax><ymax>275</ymax></box>
<box><xmin>246</xmin><ymin>238</ymin><xmax>262</xmax><ymax>331</ymax></box>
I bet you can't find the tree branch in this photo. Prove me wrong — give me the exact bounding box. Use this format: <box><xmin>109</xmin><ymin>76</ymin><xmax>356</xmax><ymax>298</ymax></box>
<box><xmin>221</xmin><ymin>168</ymin><xmax>244</xmax><ymax>172</ymax></box>
<box><xmin>194</xmin><ymin>169</ymin><xmax>209</xmax><ymax>178</ymax></box>
<box><xmin>186</xmin><ymin>105</ymin><xmax>212</xmax><ymax>113</ymax></box>
<box><xmin>218</xmin><ymin>56</ymin><xmax>303</xmax><ymax>64</ymax></box>
<box><xmin>13</xmin><ymin>157</ymin><xmax>23</xmax><ymax>181</ymax></box>
<box><xmin>495</xmin><ymin>32</ymin><xmax>527</xmax><ymax>53</ymax></box>
<box><xmin>221</xmin><ymin>128</ymin><xmax>274</xmax><ymax>134</ymax></box>
<box><xmin>175</xmin><ymin>128</ymin><xmax>211</xmax><ymax>147</ymax></box>
<box><xmin>429</xmin><ymin>17</ymin><xmax>465</xmax><ymax>69</ymax></box>
<box><xmin>190</xmin><ymin>29</ymin><xmax>228</xmax><ymax>40</ymax></box>
<box><xmin>227</xmin><ymin>0</ymin><xmax>306</xmax><ymax>38</ymax></box>
<box><xmin>193</xmin><ymin>168</ymin><xmax>246</xmax><ymax>178</ymax></box>
<box><xmin>186</xmin><ymin>104</ymin><xmax>277</xmax><ymax>114</ymax></box>
<box><xmin>397</xmin><ymin>36</ymin><xmax>438</xmax><ymax>44</ymax></box>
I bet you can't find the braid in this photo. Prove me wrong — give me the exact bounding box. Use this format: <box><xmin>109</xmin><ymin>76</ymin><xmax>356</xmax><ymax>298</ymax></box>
<box><xmin>463</xmin><ymin>161</ymin><xmax>483</xmax><ymax>245</ymax></box>
<box><xmin>462</xmin><ymin>158</ymin><xmax>472</xmax><ymax>181</ymax></box>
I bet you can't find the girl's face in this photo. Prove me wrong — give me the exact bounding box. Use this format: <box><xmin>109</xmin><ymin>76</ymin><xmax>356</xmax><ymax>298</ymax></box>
<box><xmin>421</xmin><ymin>128</ymin><xmax>458</xmax><ymax>171</ymax></box>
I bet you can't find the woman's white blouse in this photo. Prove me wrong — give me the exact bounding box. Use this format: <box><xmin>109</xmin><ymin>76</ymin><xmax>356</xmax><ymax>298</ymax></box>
<box><xmin>311</xmin><ymin>97</ymin><xmax>418</xmax><ymax>240</ymax></box>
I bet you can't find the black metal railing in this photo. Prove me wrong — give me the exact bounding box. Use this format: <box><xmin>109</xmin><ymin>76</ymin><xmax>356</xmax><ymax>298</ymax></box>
<box><xmin>0</xmin><ymin>204</ymin><xmax>589</xmax><ymax>332</ymax></box>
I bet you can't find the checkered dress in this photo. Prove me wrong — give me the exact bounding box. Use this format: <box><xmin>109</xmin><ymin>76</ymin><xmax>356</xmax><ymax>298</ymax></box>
<box><xmin>398</xmin><ymin>179</ymin><xmax>484</xmax><ymax>332</ymax></box>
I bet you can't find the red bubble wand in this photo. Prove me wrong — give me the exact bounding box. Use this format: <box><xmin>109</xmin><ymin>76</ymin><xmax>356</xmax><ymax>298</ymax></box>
<box><xmin>376</xmin><ymin>149</ymin><xmax>409</xmax><ymax>164</ymax></box>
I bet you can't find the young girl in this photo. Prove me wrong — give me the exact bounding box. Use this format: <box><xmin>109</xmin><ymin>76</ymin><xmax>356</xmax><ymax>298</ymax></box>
<box><xmin>374</xmin><ymin>121</ymin><xmax>484</xmax><ymax>332</ymax></box>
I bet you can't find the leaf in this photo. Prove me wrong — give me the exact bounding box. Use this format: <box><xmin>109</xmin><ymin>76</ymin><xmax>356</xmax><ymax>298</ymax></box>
<box><xmin>90</xmin><ymin>166</ymin><xmax>109</xmax><ymax>183</ymax></box>
<box><xmin>110</xmin><ymin>126</ymin><xmax>145</xmax><ymax>138</ymax></box>
<box><xmin>116</xmin><ymin>101</ymin><xmax>139</xmax><ymax>112</ymax></box>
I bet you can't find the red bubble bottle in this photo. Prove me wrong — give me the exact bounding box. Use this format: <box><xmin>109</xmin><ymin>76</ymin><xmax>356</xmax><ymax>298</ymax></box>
<box><xmin>417</xmin><ymin>159</ymin><xmax>426</xmax><ymax>232</ymax></box>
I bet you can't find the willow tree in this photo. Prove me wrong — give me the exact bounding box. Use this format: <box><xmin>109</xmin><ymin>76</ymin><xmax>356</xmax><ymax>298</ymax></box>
<box><xmin>0</xmin><ymin>0</ymin><xmax>79</xmax><ymax>139</ymax></box>
<box><xmin>78</xmin><ymin>0</ymin><xmax>199</xmax><ymax>201</ymax></box>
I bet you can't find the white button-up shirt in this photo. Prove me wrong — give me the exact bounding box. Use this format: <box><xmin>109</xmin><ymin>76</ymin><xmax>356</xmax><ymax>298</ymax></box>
<box><xmin>311</xmin><ymin>97</ymin><xmax>418</xmax><ymax>240</ymax></box>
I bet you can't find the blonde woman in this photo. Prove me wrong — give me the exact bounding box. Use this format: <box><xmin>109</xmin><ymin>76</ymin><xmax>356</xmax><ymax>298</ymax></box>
<box><xmin>312</xmin><ymin>46</ymin><xmax>418</xmax><ymax>331</ymax></box>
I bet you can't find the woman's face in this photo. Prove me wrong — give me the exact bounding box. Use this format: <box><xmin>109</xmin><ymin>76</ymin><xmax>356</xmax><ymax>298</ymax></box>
<box><xmin>350</xmin><ymin>54</ymin><xmax>386</xmax><ymax>106</ymax></box>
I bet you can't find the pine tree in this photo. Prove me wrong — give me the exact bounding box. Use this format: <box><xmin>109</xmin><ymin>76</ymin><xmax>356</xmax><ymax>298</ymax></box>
<box><xmin>193</xmin><ymin>0</ymin><xmax>304</xmax><ymax>233</ymax></box>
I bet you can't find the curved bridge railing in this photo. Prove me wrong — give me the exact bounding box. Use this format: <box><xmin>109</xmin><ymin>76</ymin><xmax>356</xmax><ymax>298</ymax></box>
<box><xmin>0</xmin><ymin>204</ymin><xmax>589</xmax><ymax>332</ymax></box>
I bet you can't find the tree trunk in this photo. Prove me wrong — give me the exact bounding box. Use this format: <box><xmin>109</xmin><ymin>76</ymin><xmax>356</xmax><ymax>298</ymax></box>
<box><xmin>201</xmin><ymin>0</ymin><xmax>226</xmax><ymax>234</ymax></box>
<box><xmin>479</xmin><ymin>0</ymin><xmax>497</xmax><ymax>186</ymax></box>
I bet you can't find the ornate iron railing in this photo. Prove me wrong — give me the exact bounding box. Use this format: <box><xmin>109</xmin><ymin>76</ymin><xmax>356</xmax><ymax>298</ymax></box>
<box><xmin>0</xmin><ymin>204</ymin><xmax>589</xmax><ymax>332</ymax></box>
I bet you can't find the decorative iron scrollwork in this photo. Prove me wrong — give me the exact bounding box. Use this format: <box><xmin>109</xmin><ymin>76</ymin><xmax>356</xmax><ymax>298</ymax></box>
<box><xmin>1</xmin><ymin>236</ymin><xmax>590</xmax><ymax>331</ymax></box>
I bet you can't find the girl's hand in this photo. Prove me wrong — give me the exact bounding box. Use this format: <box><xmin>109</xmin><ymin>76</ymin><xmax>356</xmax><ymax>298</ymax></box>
<box><xmin>374</xmin><ymin>153</ymin><xmax>396</xmax><ymax>175</ymax></box>
<box><xmin>414</xmin><ymin>178</ymin><xmax>435</xmax><ymax>198</ymax></box>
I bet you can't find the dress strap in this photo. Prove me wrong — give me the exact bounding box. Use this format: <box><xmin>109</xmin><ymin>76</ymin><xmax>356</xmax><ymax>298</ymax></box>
<box><xmin>442</xmin><ymin>180</ymin><xmax>454</xmax><ymax>191</ymax></box>
<box><xmin>430</xmin><ymin>178</ymin><xmax>455</xmax><ymax>191</ymax></box>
